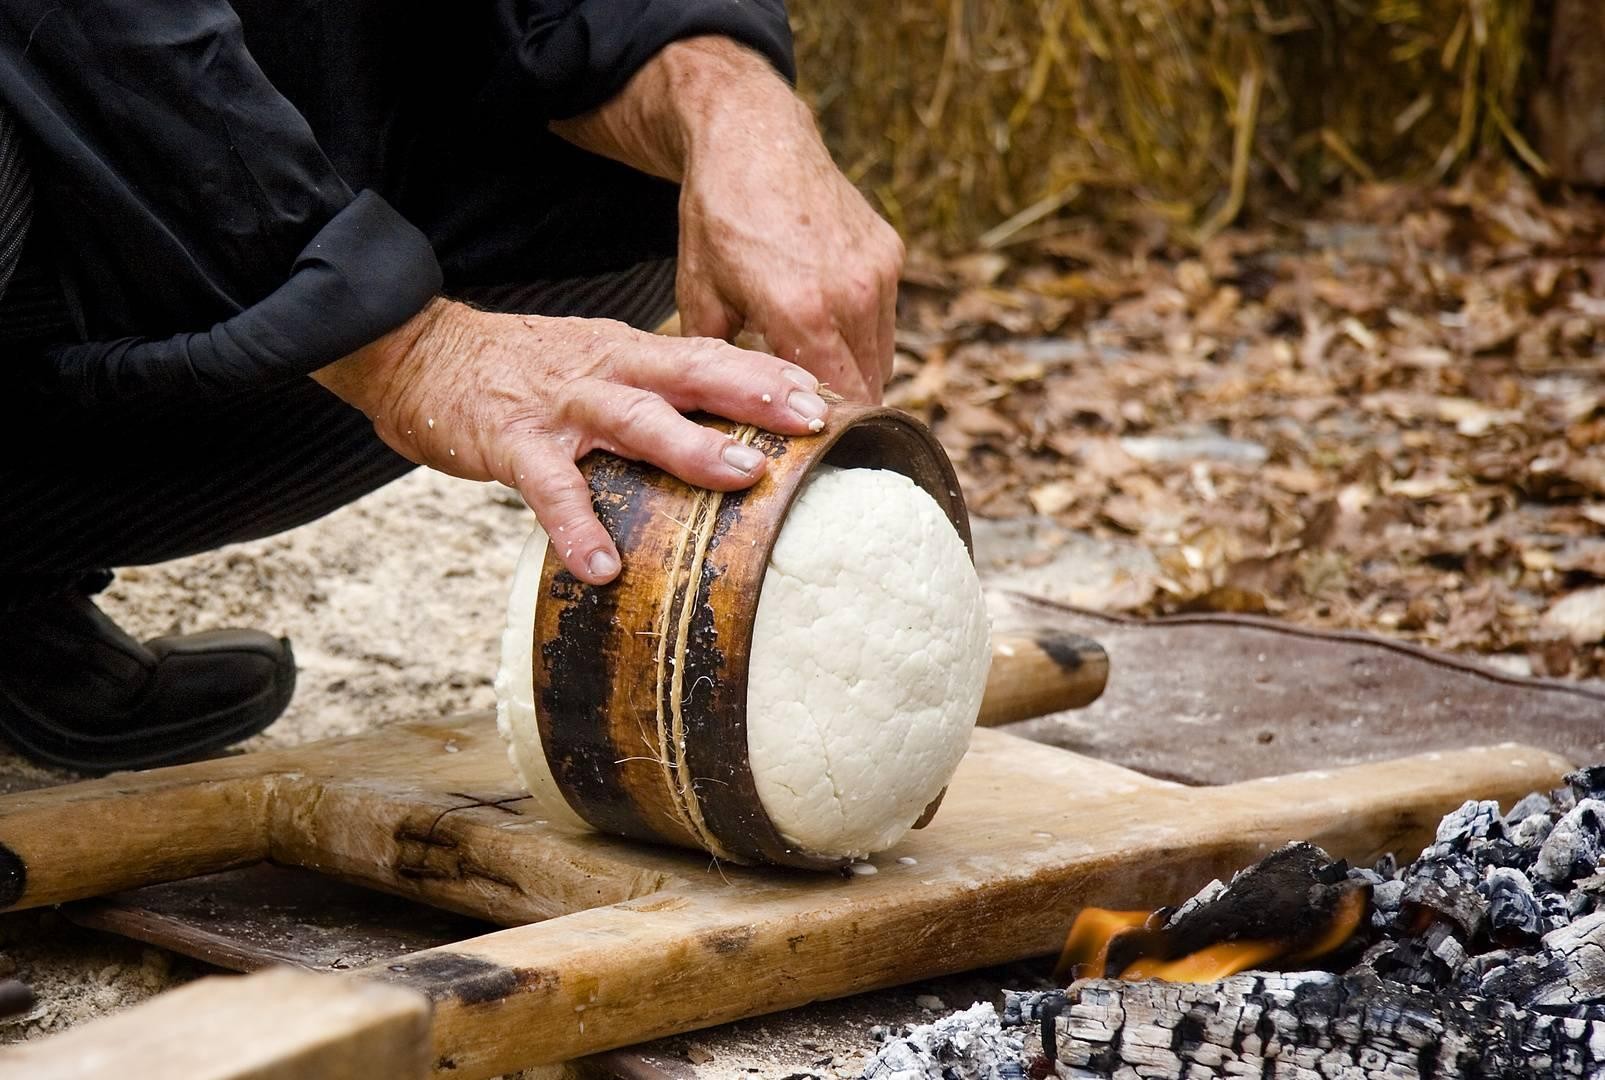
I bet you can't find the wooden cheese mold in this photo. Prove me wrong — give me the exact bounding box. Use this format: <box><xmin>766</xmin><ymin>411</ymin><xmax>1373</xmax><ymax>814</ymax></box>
<box><xmin>531</xmin><ymin>402</ymin><xmax>974</xmax><ymax>869</ymax></box>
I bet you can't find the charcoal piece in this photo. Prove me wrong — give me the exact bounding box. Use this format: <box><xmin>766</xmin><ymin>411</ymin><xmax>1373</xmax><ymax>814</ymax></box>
<box><xmin>1566</xmin><ymin>766</ymin><xmax>1605</xmax><ymax>803</ymax></box>
<box><xmin>1159</xmin><ymin>878</ymin><xmax>1224</xmax><ymax>931</ymax></box>
<box><xmin>1371</xmin><ymin>879</ymin><xmax>1406</xmax><ymax>913</ymax></box>
<box><xmin>1479</xmin><ymin>910</ymin><xmax>1605</xmax><ymax>1008</ymax></box>
<box><xmin>1401</xmin><ymin>873</ymin><xmax>1487</xmax><ymax>940</ymax></box>
<box><xmin>1535</xmin><ymin>800</ymin><xmax>1605</xmax><ymax>885</ymax></box>
<box><xmin>1102</xmin><ymin>843</ymin><xmax>1369</xmax><ymax>977</ymax></box>
<box><xmin>1455</xmin><ymin>948</ymin><xmax>1514</xmax><ymax>994</ymax></box>
<box><xmin>1050</xmin><ymin>971</ymin><xmax>1605</xmax><ymax>1080</ymax></box>
<box><xmin>1534</xmin><ymin>887</ymin><xmax>1574</xmax><ymax>935</ymax></box>
<box><xmin>1509</xmin><ymin>812</ymin><xmax>1556</xmax><ymax>852</ymax></box>
<box><xmin>1533</xmin><ymin>910</ymin><xmax>1605</xmax><ymax>1005</ymax></box>
<box><xmin>1577</xmin><ymin>871</ymin><xmax>1605</xmax><ymax>899</ymax></box>
<box><xmin>1433</xmin><ymin>799</ymin><xmax>1505</xmax><ymax>852</ymax></box>
<box><xmin>1347</xmin><ymin>867</ymin><xmax>1385</xmax><ymax>888</ymax></box>
<box><xmin>1484</xmin><ymin>867</ymin><xmax>1543</xmax><ymax>945</ymax></box>
<box><xmin>999</xmin><ymin>990</ymin><xmax>1065</xmax><ymax>1029</ymax></box>
<box><xmin>1370</xmin><ymin>921</ymin><xmax>1467</xmax><ymax>991</ymax></box>
<box><xmin>1570</xmin><ymin>890</ymin><xmax>1597</xmax><ymax>918</ymax></box>
<box><xmin>1472</xmin><ymin>836</ymin><xmax>1534</xmax><ymax>872</ymax></box>
<box><xmin>1506</xmin><ymin>792</ymin><xmax>1555</xmax><ymax>824</ymax></box>
<box><xmin>859</xmin><ymin>1003</ymin><xmax>1026</xmax><ymax>1080</ymax></box>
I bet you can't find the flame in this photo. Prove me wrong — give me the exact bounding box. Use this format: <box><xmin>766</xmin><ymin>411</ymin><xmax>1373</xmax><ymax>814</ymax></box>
<box><xmin>1054</xmin><ymin>909</ymin><xmax>1151</xmax><ymax>981</ymax></box>
<box><xmin>1120</xmin><ymin>939</ymin><xmax>1283</xmax><ymax>982</ymax></box>
<box><xmin>1057</xmin><ymin>886</ymin><xmax>1369</xmax><ymax>985</ymax></box>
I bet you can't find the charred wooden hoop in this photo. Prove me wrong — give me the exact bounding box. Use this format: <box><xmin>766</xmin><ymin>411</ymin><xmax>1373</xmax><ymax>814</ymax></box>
<box><xmin>530</xmin><ymin>402</ymin><xmax>970</xmax><ymax>870</ymax></box>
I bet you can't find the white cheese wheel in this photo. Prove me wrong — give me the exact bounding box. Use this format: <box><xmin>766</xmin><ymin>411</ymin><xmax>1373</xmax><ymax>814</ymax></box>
<box><xmin>496</xmin><ymin>467</ymin><xmax>991</xmax><ymax>860</ymax></box>
<box><xmin>494</xmin><ymin>525</ymin><xmax>586</xmax><ymax>828</ymax></box>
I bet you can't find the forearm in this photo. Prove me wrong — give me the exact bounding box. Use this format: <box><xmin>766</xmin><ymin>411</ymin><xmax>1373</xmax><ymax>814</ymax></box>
<box><xmin>549</xmin><ymin>35</ymin><xmax>815</xmax><ymax>183</ymax></box>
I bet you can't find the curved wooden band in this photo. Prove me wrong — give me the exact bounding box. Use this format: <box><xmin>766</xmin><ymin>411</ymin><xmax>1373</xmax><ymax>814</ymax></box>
<box><xmin>531</xmin><ymin>403</ymin><xmax>971</xmax><ymax>869</ymax></box>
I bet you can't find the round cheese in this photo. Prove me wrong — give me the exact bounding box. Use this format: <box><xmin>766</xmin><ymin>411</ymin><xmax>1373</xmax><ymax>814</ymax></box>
<box><xmin>496</xmin><ymin>467</ymin><xmax>991</xmax><ymax>860</ymax></box>
<box><xmin>745</xmin><ymin>467</ymin><xmax>989</xmax><ymax>857</ymax></box>
<box><xmin>495</xmin><ymin>525</ymin><xmax>586</xmax><ymax>829</ymax></box>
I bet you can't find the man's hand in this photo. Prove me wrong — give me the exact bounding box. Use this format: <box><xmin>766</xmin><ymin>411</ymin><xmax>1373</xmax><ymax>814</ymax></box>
<box><xmin>552</xmin><ymin>38</ymin><xmax>904</xmax><ymax>403</ymax></box>
<box><xmin>313</xmin><ymin>299</ymin><xmax>831</xmax><ymax>584</ymax></box>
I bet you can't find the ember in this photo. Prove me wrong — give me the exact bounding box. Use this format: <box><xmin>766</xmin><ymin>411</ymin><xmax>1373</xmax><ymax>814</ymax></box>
<box><xmin>861</xmin><ymin>766</ymin><xmax>1605</xmax><ymax>1079</ymax></box>
<box><xmin>1057</xmin><ymin>842</ymin><xmax>1371</xmax><ymax>983</ymax></box>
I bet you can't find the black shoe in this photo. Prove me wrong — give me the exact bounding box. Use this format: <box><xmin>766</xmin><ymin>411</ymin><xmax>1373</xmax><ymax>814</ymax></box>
<box><xmin>0</xmin><ymin>575</ymin><xmax>295</xmax><ymax>773</ymax></box>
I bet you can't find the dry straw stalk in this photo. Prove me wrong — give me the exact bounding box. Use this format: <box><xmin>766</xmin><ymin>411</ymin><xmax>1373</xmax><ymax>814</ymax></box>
<box><xmin>792</xmin><ymin>0</ymin><xmax>1544</xmax><ymax>248</ymax></box>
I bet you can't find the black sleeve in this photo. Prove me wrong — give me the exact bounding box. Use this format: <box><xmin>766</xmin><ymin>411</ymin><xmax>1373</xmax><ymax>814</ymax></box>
<box><xmin>0</xmin><ymin>1</ymin><xmax>443</xmax><ymax>402</ymax></box>
<box><xmin>47</xmin><ymin>193</ymin><xmax>441</xmax><ymax>405</ymax></box>
<box><xmin>488</xmin><ymin>0</ymin><xmax>796</xmax><ymax>121</ymax></box>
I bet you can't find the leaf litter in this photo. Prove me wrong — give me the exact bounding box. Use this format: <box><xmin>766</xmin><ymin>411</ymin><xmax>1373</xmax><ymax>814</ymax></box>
<box><xmin>889</xmin><ymin>165</ymin><xmax>1605</xmax><ymax>679</ymax></box>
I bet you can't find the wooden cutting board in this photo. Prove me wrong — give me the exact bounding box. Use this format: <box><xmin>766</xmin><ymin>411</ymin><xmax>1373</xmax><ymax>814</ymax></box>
<box><xmin>0</xmin><ymin>716</ymin><xmax>1570</xmax><ymax>1078</ymax></box>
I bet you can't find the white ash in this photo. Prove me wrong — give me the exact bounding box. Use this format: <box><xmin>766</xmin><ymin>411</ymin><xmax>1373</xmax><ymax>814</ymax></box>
<box><xmin>1160</xmin><ymin>878</ymin><xmax>1224</xmax><ymax>930</ymax></box>
<box><xmin>1536</xmin><ymin>800</ymin><xmax>1605</xmax><ymax>885</ymax></box>
<box><xmin>859</xmin><ymin>1003</ymin><xmax>1030</xmax><ymax>1080</ymax></box>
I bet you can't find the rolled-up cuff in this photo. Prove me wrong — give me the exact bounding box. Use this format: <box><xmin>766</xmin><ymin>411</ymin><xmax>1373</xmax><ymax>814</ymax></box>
<box><xmin>49</xmin><ymin>190</ymin><xmax>442</xmax><ymax>405</ymax></box>
<box><xmin>494</xmin><ymin>0</ymin><xmax>796</xmax><ymax>123</ymax></box>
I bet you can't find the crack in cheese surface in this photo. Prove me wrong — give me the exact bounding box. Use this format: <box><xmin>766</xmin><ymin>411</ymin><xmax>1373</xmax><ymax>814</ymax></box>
<box><xmin>496</xmin><ymin>466</ymin><xmax>991</xmax><ymax>861</ymax></box>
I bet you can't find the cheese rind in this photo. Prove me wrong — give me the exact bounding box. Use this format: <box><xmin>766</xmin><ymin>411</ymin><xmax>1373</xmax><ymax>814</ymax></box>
<box><xmin>495</xmin><ymin>525</ymin><xmax>586</xmax><ymax>828</ymax></box>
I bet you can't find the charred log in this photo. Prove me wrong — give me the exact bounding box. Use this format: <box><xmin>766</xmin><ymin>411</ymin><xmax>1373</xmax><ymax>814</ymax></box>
<box><xmin>1050</xmin><ymin>971</ymin><xmax>1605</xmax><ymax>1080</ymax></box>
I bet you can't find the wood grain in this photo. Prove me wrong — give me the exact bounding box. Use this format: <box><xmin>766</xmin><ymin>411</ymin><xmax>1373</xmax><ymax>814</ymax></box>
<box><xmin>0</xmin><ymin>968</ymin><xmax>429</xmax><ymax>1080</ymax></box>
<box><xmin>977</xmin><ymin>630</ymin><xmax>1108</xmax><ymax>727</ymax></box>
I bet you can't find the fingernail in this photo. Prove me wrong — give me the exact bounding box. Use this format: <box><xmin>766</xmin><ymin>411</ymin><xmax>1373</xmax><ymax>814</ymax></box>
<box><xmin>722</xmin><ymin>442</ymin><xmax>765</xmax><ymax>475</ymax></box>
<box><xmin>789</xmin><ymin>390</ymin><xmax>828</xmax><ymax>425</ymax></box>
<box><xmin>587</xmin><ymin>550</ymin><xmax>620</xmax><ymax>580</ymax></box>
<box><xmin>782</xmin><ymin>367</ymin><xmax>817</xmax><ymax>391</ymax></box>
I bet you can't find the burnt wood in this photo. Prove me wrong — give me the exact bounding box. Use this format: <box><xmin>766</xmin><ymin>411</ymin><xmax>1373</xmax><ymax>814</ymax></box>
<box><xmin>531</xmin><ymin>403</ymin><xmax>972</xmax><ymax>869</ymax></box>
<box><xmin>1051</xmin><ymin>971</ymin><xmax>1605</xmax><ymax>1079</ymax></box>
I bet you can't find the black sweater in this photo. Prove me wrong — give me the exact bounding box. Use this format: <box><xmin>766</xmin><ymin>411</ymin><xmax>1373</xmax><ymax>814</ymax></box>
<box><xmin>0</xmin><ymin>0</ymin><xmax>793</xmax><ymax>403</ymax></box>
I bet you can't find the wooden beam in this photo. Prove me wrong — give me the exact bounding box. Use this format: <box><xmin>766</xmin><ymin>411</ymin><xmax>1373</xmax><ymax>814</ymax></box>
<box><xmin>0</xmin><ymin>968</ymin><xmax>431</xmax><ymax>1080</ymax></box>
<box><xmin>361</xmin><ymin>745</ymin><xmax>1567</xmax><ymax>1078</ymax></box>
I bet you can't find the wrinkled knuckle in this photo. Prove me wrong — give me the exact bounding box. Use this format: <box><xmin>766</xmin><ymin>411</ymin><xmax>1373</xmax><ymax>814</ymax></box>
<box><xmin>789</xmin><ymin>291</ymin><xmax>833</xmax><ymax>334</ymax></box>
<box><xmin>679</xmin><ymin>340</ymin><xmax>726</xmax><ymax>378</ymax></box>
<box><xmin>846</xmin><ymin>272</ymin><xmax>879</xmax><ymax>309</ymax></box>
<box><xmin>614</xmin><ymin>389</ymin><xmax>664</xmax><ymax>439</ymax></box>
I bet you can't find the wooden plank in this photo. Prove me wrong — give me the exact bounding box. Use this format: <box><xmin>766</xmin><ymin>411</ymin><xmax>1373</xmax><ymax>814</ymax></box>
<box><xmin>65</xmin><ymin>864</ymin><xmax>494</xmax><ymax>974</ymax></box>
<box><xmin>0</xmin><ymin>968</ymin><xmax>431</xmax><ymax>1080</ymax></box>
<box><xmin>0</xmin><ymin>719</ymin><xmax>1161</xmax><ymax>924</ymax></box>
<box><xmin>359</xmin><ymin>743</ymin><xmax>1568</xmax><ymax>1078</ymax></box>
<box><xmin>0</xmin><ymin>760</ymin><xmax>275</xmax><ymax>911</ymax></box>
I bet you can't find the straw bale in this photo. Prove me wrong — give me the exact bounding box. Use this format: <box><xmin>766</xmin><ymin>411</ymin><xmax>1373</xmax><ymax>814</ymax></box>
<box><xmin>791</xmin><ymin>0</ymin><xmax>1545</xmax><ymax>248</ymax></box>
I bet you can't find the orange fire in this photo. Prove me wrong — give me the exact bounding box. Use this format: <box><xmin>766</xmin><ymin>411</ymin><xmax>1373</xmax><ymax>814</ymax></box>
<box><xmin>1057</xmin><ymin>885</ymin><xmax>1370</xmax><ymax>985</ymax></box>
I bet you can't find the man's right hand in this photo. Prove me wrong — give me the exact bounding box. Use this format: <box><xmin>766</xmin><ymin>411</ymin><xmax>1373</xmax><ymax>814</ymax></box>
<box><xmin>312</xmin><ymin>298</ymin><xmax>832</xmax><ymax>585</ymax></box>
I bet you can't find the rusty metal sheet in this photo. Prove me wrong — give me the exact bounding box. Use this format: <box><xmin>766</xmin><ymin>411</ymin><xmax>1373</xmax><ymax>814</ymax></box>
<box><xmin>993</xmin><ymin>591</ymin><xmax>1605</xmax><ymax>785</ymax></box>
